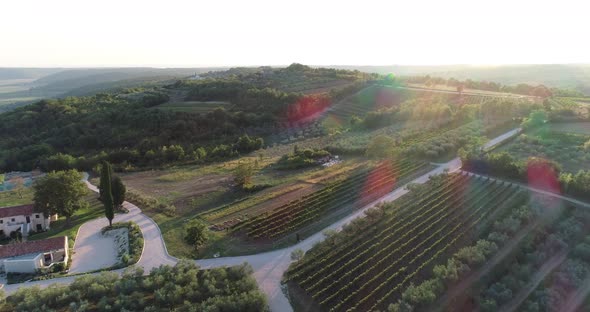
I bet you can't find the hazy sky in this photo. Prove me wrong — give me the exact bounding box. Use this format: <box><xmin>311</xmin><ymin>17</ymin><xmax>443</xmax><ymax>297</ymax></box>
<box><xmin>2</xmin><ymin>0</ymin><xmax>589</xmax><ymax>67</ymax></box>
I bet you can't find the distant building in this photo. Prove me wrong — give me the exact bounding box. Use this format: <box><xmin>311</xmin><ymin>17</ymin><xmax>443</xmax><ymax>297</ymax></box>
<box><xmin>0</xmin><ymin>236</ymin><xmax>68</xmax><ymax>273</ymax></box>
<box><xmin>0</xmin><ymin>204</ymin><xmax>57</xmax><ymax>237</ymax></box>
<box><xmin>189</xmin><ymin>72</ymin><xmax>203</xmax><ymax>80</ymax></box>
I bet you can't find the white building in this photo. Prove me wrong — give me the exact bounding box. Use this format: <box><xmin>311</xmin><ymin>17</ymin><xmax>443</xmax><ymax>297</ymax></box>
<box><xmin>0</xmin><ymin>204</ymin><xmax>56</xmax><ymax>237</ymax></box>
<box><xmin>0</xmin><ymin>236</ymin><xmax>69</xmax><ymax>273</ymax></box>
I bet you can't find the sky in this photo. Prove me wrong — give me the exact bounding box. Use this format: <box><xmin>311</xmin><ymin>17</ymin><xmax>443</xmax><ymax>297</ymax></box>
<box><xmin>1</xmin><ymin>0</ymin><xmax>589</xmax><ymax>67</ymax></box>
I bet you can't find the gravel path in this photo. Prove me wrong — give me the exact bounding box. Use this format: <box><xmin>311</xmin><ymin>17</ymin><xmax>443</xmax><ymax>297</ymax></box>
<box><xmin>69</xmin><ymin>218</ymin><xmax>118</xmax><ymax>273</ymax></box>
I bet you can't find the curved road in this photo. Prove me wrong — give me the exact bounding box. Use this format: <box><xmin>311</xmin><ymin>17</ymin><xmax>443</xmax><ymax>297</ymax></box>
<box><xmin>2</xmin><ymin>127</ymin><xmax>542</xmax><ymax>312</ymax></box>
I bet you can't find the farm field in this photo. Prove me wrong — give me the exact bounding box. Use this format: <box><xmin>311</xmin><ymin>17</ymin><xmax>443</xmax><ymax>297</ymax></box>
<box><xmin>496</xmin><ymin>126</ymin><xmax>590</xmax><ymax>173</ymax></box>
<box><xmin>282</xmin><ymin>79</ymin><xmax>356</xmax><ymax>94</ymax></box>
<box><xmin>405</xmin><ymin>82</ymin><xmax>525</xmax><ymax>98</ymax></box>
<box><xmin>0</xmin><ymin>79</ymin><xmax>34</xmax><ymax>94</ymax></box>
<box><xmin>120</xmin><ymin>154</ymin><xmax>372</xmax><ymax>258</ymax></box>
<box><xmin>232</xmin><ymin>158</ymin><xmax>429</xmax><ymax>240</ymax></box>
<box><xmin>117</xmin><ymin>84</ymin><xmax>528</xmax><ymax>259</ymax></box>
<box><xmin>0</xmin><ymin>188</ymin><xmax>33</xmax><ymax>207</ymax></box>
<box><xmin>549</xmin><ymin>121</ymin><xmax>590</xmax><ymax>135</ymax></box>
<box><xmin>154</xmin><ymin>100</ymin><xmax>231</xmax><ymax>113</ymax></box>
<box><xmin>284</xmin><ymin>173</ymin><xmax>527</xmax><ymax>311</ymax></box>
<box><xmin>0</xmin><ymin>79</ymin><xmax>47</xmax><ymax>111</ymax></box>
<box><xmin>469</xmin><ymin>208</ymin><xmax>588</xmax><ymax>312</ymax></box>
<box><xmin>325</xmin><ymin>85</ymin><xmax>410</xmax><ymax>120</ymax></box>
<box><xmin>325</xmin><ymin>119</ymin><xmax>453</xmax><ymax>155</ymax></box>
<box><xmin>559</xmin><ymin>96</ymin><xmax>590</xmax><ymax>104</ymax></box>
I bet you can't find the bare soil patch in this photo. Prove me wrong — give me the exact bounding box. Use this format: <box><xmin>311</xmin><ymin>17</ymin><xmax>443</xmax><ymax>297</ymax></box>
<box><xmin>121</xmin><ymin>170</ymin><xmax>232</xmax><ymax>214</ymax></box>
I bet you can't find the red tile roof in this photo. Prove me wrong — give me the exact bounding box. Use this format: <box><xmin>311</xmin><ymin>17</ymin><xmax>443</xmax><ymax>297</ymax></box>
<box><xmin>0</xmin><ymin>204</ymin><xmax>36</xmax><ymax>219</ymax></box>
<box><xmin>0</xmin><ymin>236</ymin><xmax>67</xmax><ymax>259</ymax></box>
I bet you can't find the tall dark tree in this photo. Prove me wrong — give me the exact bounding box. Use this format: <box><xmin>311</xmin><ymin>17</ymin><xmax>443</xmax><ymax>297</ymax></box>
<box><xmin>101</xmin><ymin>161</ymin><xmax>115</xmax><ymax>227</ymax></box>
<box><xmin>99</xmin><ymin>160</ymin><xmax>113</xmax><ymax>200</ymax></box>
<box><xmin>111</xmin><ymin>176</ymin><xmax>126</xmax><ymax>209</ymax></box>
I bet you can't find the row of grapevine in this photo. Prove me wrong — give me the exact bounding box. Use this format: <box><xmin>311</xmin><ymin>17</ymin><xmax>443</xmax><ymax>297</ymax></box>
<box><xmin>287</xmin><ymin>173</ymin><xmax>469</xmax><ymax>281</ymax></box>
<box><xmin>232</xmin><ymin>158</ymin><xmax>427</xmax><ymax>239</ymax></box>
<box><xmin>285</xmin><ymin>173</ymin><xmax>527</xmax><ymax>311</ymax></box>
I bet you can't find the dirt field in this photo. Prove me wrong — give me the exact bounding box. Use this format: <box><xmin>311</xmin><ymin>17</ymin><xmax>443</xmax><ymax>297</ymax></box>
<box><xmin>121</xmin><ymin>170</ymin><xmax>233</xmax><ymax>215</ymax></box>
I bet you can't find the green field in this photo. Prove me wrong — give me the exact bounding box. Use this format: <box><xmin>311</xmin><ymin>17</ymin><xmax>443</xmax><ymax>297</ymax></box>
<box><xmin>0</xmin><ymin>188</ymin><xmax>34</xmax><ymax>207</ymax></box>
<box><xmin>155</xmin><ymin>101</ymin><xmax>231</xmax><ymax>113</ymax></box>
<box><xmin>549</xmin><ymin>122</ymin><xmax>590</xmax><ymax>135</ymax></box>
<box><xmin>0</xmin><ymin>79</ymin><xmax>43</xmax><ymax>111</ymax></box>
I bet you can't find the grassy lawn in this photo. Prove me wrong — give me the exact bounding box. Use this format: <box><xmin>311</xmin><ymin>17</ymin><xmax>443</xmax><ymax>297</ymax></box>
<box><xmin>28</xmin><ymin>194</ymin><xmax>103</xmax><ymax>247</ymax></box>
<box><xmin>0</xmin><ymin>188</ymin><xmax>34</xmax><ymax>207</ymax></box>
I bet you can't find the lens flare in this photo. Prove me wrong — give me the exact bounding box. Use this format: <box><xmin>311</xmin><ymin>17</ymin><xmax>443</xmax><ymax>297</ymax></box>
<box><xmin>526</xmin><ymin>157</ymin><xmax>560</xmax><ymax>194</ymax></box>
<box><xmin>359</xmin><ymin>161</ymin><xmax>397</xmax><ymax>204</ymax></box>
<box><xmin>286</xmin><ymin>95</ymin><xmax>331</xmax><ymax>125</ymax></box>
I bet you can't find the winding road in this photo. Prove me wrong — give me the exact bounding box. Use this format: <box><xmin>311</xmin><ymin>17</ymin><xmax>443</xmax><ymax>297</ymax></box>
<box><xmin>4</xmin><ymin>127</ymin><xmax>570</xmax><ymax>312</ymax></box>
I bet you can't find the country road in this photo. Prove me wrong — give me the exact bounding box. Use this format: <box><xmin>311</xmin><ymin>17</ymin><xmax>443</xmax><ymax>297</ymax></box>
<box><xmin>2</xmin><ymin>127</ymin><xmax>562</xmax><ymax>312</ymax></box>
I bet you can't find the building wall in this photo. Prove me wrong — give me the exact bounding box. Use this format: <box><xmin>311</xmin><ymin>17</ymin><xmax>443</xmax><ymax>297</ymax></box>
<box><xmin>51</xmin><ymin>249</ymin><xmax>68</xmax><ymax>264</ymax></box>
<box><xmin>2</xmin><ymin>254</ymin><xmax>43</xmax><ymax>273</ymax></box>
<box><xmin>0</xmin><ymin>213</ymin><xmax>51</xmax><ymax>236</ymax></box>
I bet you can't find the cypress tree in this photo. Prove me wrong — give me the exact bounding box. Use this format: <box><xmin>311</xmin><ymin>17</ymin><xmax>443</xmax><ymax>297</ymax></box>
<box><xmin>101</xmin><ymin>161</ymin><xmax>115</xmax><ymax>227</ymax></box>
<box><xmin>99</xmin><ymin>161</ymin><xmax>113</xmax><ymax>200</ymax></box>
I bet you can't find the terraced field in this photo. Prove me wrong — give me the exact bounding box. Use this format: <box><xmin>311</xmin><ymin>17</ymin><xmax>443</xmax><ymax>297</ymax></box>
<box><xmin>284</xmin><ymin>173</ymin><xmax>528</xmax><ymax>311</ymax></box>
<box><xmin>232</xmin><ymin>158</ymin><xmax>429</xmax><ymax>240</ymax></box>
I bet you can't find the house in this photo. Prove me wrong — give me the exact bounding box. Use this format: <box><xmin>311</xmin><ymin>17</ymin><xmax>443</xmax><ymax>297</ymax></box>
<box><xmin>0</xmin><ymin>236</ymin><xmax>68</xmax><ymax>273</ymax></box>
<box><xmin>0</xmin><ymin>204</ymin><xmax>57</xmax><ymax>237</ymax></box>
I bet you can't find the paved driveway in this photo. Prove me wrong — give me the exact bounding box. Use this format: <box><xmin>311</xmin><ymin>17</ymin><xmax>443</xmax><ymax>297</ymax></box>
<box><xmin>69</xmin><ymin>218</ymin><xmax>118</xmax><ymax>273</ymax></box>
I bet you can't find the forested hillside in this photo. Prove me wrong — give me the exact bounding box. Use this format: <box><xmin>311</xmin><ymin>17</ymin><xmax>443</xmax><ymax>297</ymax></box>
<box><xmin>0</xmin><ymin>65</ymin><xmax>370</xmax><ymax>172</ymax></box>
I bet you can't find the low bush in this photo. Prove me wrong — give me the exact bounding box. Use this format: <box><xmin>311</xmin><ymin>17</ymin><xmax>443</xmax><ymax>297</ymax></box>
<box><xmin>126</xmin><ymin>189</ymin><xmax>176</xmax><ymax>216</ymax></box>
<box><xmin>102</xmin><ymin>222</ymin><xmax>144</xmax><ymax>268</ymax></box>
<box><xmin>276</xmin><ymin>147</ymin><xmax>331</xmax><ymax>170</ymax></box>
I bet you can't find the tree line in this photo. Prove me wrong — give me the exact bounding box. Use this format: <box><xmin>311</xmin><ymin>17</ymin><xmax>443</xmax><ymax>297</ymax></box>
<box><xmin>402</xmin><ymin>75</ymin><xmax>554</xmax><ymax>97</ymax></box>
<box><xmin>0</xmin><ymin>261</ymin><xmax>268</xmax><ymax>312</ymax></box>
<box><xmin>461</xmin><ymin>149</ymin><xmax>590</xmax><ymax>201</ymax></box>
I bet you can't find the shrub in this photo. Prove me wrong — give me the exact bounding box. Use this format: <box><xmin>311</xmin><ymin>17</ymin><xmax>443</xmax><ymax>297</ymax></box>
<box><xmin>101</xmin><ymin>222</ymin><xmax>144</xmax><ymax>268</ymax></box>
<box><xmin>291</xmin><ymin>249</ymin><xmax>304</xmax><ymax>261</ymax></box>
<box><xmin>184</xmin><ymin>219</ymin><xmax>209</xmax><ymax>250</ymax></box>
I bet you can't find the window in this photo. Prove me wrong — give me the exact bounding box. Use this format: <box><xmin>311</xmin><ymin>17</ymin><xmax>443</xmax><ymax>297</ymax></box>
<box><xmin>0</xmin><ymin>220</ymin><xmax>3</xmax><ymax>224</ymax></box>
<box><xmin>35</xmin><ymin>214</ymin><xmax>40</xmax><ymax>218</ymax></box>
<box><xmin>11</xmin><ymin>218</ymin><xmax>15</xmax><ymax>222</ymax></box>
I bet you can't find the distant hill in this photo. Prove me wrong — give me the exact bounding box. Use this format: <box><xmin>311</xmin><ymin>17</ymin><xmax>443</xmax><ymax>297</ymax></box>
<box><xmin>0</xmin><ymin>67</ymin><xmax>226</xmax><ymax>112</ymax></box>
<box><xmin>329</xmin><ymin>64</ymin><xmax>590</xmax><ymax>95</ymax></box>
<box><xmin>0</xmin><ymin>68</ymin><xmax>63</xmax><ymax>80</ymax></box>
